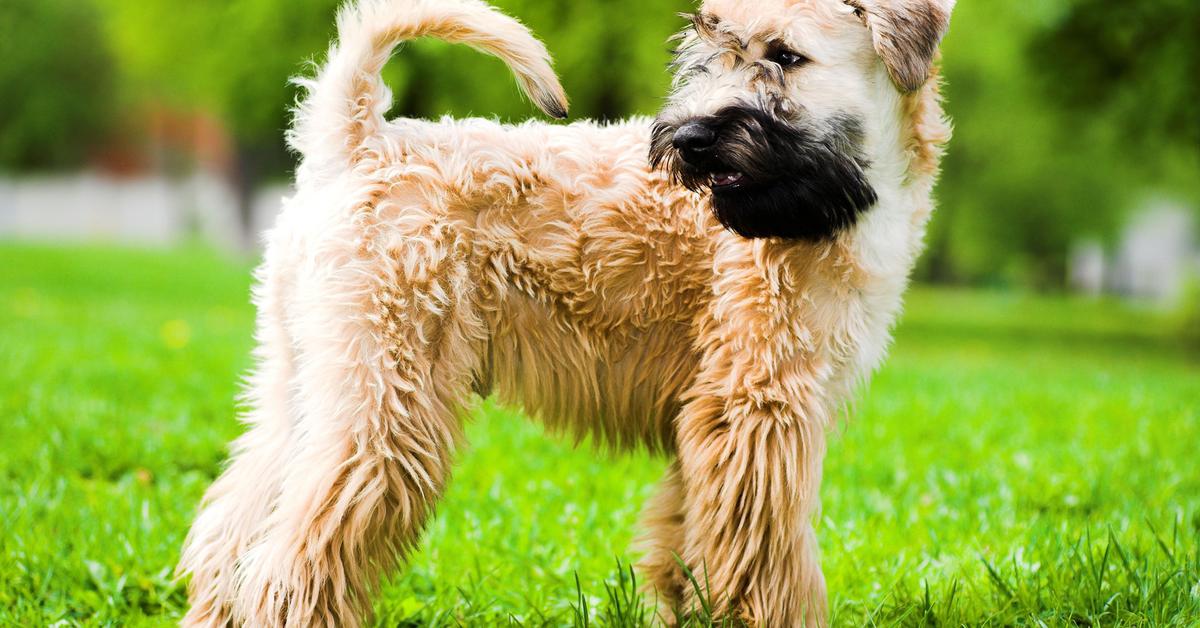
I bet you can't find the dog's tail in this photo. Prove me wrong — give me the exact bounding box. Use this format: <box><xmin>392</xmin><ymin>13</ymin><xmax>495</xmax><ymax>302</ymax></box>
<box><xmin>290</xmin><ymin>0</ymin><xmax>568</xmax><ymax>175</ymax></box>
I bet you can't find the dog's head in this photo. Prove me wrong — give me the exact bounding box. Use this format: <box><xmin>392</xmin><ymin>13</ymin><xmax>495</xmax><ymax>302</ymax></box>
<box><xmin>649</xmin><ymin>0</ymin><xmax>954</xmax><ymax>240</ymax></box>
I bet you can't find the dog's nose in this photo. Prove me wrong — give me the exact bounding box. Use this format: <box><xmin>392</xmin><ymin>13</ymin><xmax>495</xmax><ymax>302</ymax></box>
<box><xmin>673</xmin><ymin>122</ymin><xmax>717</xmax><ymax>154</ymax></box>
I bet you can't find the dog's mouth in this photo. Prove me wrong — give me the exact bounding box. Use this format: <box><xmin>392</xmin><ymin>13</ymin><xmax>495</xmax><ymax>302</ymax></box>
<box><xmin>709</xmin><ymin>171</ymin><xmax>750</xmax><ymax>192</ymax></box>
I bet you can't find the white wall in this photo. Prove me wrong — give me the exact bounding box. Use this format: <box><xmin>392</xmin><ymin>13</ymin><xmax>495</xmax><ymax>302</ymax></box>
<box><xmin>1110</xmin><ymin>203</ymin><xmax>1196</xmax><ymax>303</ymax></box>
<box><xmin>0</xmin><ymin>173</ymin><xmax>290</xmax><ymax>251</ymax></box>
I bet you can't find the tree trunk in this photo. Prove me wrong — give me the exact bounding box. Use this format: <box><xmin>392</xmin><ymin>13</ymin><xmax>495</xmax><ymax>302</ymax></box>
<box><xmin>231</xmin><ymin>141</ymin><xmax>262</xmax><ymax>251</ymax></box>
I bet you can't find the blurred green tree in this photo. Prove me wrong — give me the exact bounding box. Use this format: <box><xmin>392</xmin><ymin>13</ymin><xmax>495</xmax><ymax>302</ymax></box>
<box><xmin>1032</xmin><ymin>0</ymin><xmax>1200</xmax><ymax>208</ymax></box>
<box><xmin>99</xmin><ymin>0</ymin><xmax>342</xmax><ymax>233</ymax></box>
<box><xmin>97</xmin><ymin>0</ymin><xmax>688</xmax><ymax>233</ymax></box>
<box><xmin>922</xmin><ymin>2</ymin><xmax>1132</xmax><ymax>288</ymax></box>
<box><xmin>0</xmin><ymin>0</ymin><xmax>118</xmax><ymax>170</ymax></box>
<box><xmin>1035</xmin><ymin>0</ymin><xmax>1200</xmax><ymax>155</ymax></box>
<box><xmin>7</xmin><ymin>0</ymin><xmax>1196</xmax><ymax>289</ymax></box>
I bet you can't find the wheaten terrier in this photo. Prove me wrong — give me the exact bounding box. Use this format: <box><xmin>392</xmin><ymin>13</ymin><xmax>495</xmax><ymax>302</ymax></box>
<box><xmin>178</xmin><ymin>0</ymin><xmax>954</xmax><ymax>625</ymax></box>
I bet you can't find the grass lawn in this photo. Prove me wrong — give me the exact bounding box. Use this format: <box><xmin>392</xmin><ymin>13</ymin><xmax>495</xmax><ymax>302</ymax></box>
<box><xmin>1</xmin><ymin>242</ymin><xmax>1197</xmax><ymax>626</ymax></box>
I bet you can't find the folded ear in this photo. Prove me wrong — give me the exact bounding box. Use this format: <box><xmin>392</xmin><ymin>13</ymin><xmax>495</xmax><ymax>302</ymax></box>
<box><xmin>848</xmin><ymin>0</ymin><xmax>955</xmax><ymax>92</ymax></box>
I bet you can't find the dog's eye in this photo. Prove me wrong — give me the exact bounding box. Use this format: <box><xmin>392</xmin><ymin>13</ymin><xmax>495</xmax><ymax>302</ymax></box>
<box><xmin>765</xmin><ymin>45</ymin><xmax>809</xmax><ymax>69</ymax></box>
<box><xmin>846</xmin><ymin>1</ymin><xmax>867</xmax><ymax>21</ymax></box>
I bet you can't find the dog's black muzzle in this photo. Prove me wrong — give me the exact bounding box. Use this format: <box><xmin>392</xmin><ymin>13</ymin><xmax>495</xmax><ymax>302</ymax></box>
<box><xmin>650</xmin><ymin>105</ymin><xmax>878</xmax><ymax>241</ymax></box>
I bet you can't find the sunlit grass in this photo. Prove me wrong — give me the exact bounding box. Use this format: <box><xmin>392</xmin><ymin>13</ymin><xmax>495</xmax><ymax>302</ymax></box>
<box><xmin>0</xmin><ymin>243</ymin><xmax>1196</xmax><ymax>626</ymax></box>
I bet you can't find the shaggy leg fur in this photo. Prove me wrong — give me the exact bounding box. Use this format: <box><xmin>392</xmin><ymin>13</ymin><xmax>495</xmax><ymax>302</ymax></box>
<box><xmin>670</xmin><ymin>240</ymin><xmax>835</xmax><ymax>626</ymax></box>
<box><xmin>180</xmin><ymin>403</ymin><xmax>296</xmax><ymax>626</ymax></box>
<box><xmin>636</xmin><ymin>463</ymin><xmax>688</xmax><ymax>614</ymax></box>
<box><xmin>179</xmin><ymin>219</ymin><xmax>304</xmax><ymax>626</ymax></box>
<box><xmin>225</xmin><ymin>208</ymin><xmax>481</xmax><ymax>626</ymax></box>
<box><xmin>670</xmin><ymin>378</ymin><xmax>828</xmax><ymax>625</ymax></box>
<box><xmin>181</xmin><ymin>427</ymin><xmax>296</xmax><ymax>625</ymax></box>
<box><xmin>180</xmin><ymin>1</ymin><xmax>560</xmax><ymax>622</ymax></box>
<box><xmin>674</xmin><ymin>376</ymin><xmax>828</xmax><ymax>626</ymax></box>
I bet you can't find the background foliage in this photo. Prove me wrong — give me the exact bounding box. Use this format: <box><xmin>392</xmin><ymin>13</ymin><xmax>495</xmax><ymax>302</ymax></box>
<box><xmin>1</xmin><ymin>2</ymin><xmax>1197</xmax><ymax>624</ymax></box>
<box><xmin>1</xmin><ymin>0</ymin><xmax>1197</xmax><ymax>286</ymax></box>
<box><xmin>0</xmin><ymin>0</ymin><xmax>117</xmax><ymax>169</ymax></box>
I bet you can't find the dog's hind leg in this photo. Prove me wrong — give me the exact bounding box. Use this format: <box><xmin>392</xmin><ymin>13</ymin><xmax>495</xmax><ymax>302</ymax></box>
<box><xmin>178</xmin><ymin>215</ymin><xmax>307</xmax><ymax>627</ymax></box>
<box><xmin>178</xmin><ymin>371</ymin><xmax>296</xmax><ymax>626</ymax></box>
<box><xmin>228</xmin><ymin>219</ymin><xmax>484</xmax><ymax>627</ymax></box>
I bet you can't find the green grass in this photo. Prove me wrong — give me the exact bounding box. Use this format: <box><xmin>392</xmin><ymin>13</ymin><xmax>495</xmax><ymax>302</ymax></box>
<box><xmin>1</xmin><ymin>242</ymin><xmax>1197</xmax><ymax>626</ymax></box>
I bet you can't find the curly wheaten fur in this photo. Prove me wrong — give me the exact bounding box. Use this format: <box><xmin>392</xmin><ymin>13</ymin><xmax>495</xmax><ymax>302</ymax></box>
<box><xmin>178</xmin><ymin>0</ymin><xmax>953</xmax><ymax>625</ymax></box>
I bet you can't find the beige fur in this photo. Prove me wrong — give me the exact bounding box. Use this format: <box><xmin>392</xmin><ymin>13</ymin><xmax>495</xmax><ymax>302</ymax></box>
<box><xmin>177</xmin><ymin>0</ymin><xmax>952</xmax><ymax>625</ymax></box>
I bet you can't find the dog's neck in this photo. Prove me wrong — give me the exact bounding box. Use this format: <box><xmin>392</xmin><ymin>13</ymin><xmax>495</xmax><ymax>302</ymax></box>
<box><xmin>846</xmin><ymin>65</ymin><xmax>950</xmax><ymax>274</ymax></box>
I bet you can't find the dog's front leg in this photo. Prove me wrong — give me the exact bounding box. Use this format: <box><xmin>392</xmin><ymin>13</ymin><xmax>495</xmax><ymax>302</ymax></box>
<box><xmin>674</xmin><ymin>355</ymin><xmax>830</xmax><ymax>627</ymax></box>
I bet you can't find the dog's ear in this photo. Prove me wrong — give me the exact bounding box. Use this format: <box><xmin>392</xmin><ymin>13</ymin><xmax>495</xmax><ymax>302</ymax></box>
<box><xmin>847</xmin><ymin>0</ymin><xmax>954</xmax><ymax>92</ymax></box>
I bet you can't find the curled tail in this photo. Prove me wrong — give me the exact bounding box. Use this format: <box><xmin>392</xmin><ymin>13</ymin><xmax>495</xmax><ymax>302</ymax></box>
<box><xmin>290</xmin><ymin>0</ymin><xmax>568</xmax><ymax>175</ymax></box>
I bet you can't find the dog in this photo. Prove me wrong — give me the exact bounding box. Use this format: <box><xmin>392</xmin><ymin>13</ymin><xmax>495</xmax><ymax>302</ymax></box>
<box><xmin>177</xmin><ymin>0</ymin><xmax>953</xmax><ymax>625</ymax></box>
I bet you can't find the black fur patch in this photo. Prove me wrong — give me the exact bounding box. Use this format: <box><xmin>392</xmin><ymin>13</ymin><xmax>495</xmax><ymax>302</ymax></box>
<box><xmin>650</xmin><ymin>104</ymin><xmax>877</xmax><ymax>241</ymax></box>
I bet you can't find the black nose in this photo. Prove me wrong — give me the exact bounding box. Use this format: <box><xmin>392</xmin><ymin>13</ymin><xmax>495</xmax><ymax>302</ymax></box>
<box><xmin>672</xmin><ymin>121</ymin><xmax>717</xmax><ymax>154</ymax></box>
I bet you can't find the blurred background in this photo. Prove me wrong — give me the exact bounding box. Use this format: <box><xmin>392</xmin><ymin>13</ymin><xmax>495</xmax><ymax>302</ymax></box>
<box><xmin>1</xmin><ymin>1</ymin><xmax>1198</xmax><ymax>623</ymax></box>
<box><xmin>1</xmin><ymin>0</ymin><xmax>1198</xmax><ymax>305</ymax></box>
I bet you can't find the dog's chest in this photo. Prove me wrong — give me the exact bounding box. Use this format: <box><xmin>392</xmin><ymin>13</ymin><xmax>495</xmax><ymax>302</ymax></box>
<box><xmin>482</xmin><ymin>288</ymin><xmax>699</xmax><ymax>451</ymax></box>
